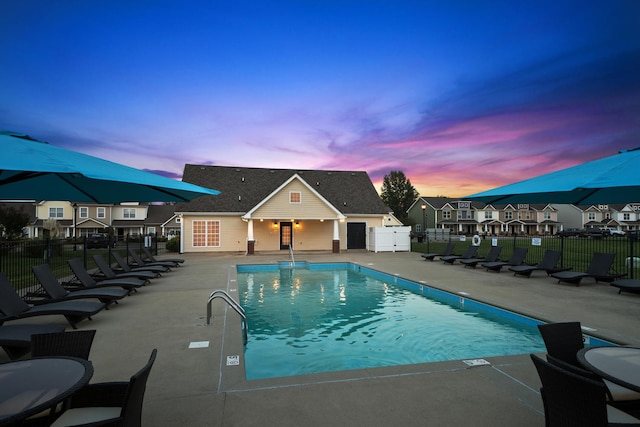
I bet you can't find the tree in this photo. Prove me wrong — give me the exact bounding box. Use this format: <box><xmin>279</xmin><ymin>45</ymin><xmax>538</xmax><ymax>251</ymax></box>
<box><xmin>0</xmin><ymin>205</ymin><xmax>30</xmax><ymax>239</ymax></box>
<box><xmin>380</xmin><ymin>170</ymin><xmax>418</xmax><ymax>224</ymax></box>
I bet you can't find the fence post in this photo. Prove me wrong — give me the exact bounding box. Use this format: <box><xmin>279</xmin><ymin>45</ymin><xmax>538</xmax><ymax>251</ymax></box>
<box><xmin>82</xmin><ymin>235</ymin><xmax>88</xmax><ymax>268</ymax></box>
<box><xmin>45</xmin><ymin>237</ymin><xmax>51</xmax><ymax>264</ymax></box>
<box><xmin>630</xmin><ymin>237</ymin><xmax>635</xmax><ymax>280</ymax></box>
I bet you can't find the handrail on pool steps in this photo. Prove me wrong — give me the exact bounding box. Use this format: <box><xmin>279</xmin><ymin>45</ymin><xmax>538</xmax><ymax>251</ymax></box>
<box><xmin>207</xmin><ymin>289</ymin><xmax>248</xmax><ymax>344</ymax></box>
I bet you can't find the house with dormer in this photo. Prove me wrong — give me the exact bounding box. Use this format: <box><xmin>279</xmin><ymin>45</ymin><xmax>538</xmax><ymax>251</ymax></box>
<box><xmin>175</xmin><ymin>165</ymin><xmax>401</xmax><ymax>254</ymax></box>
<box><xmin>408</xmin><ymin>197</ymin><xmax>559</xmax><ymax>236</ymax></box>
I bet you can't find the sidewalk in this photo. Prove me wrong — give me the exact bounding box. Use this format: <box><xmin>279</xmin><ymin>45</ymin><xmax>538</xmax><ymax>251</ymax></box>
<box><xmin>4</xmin><ymin>251</ymin><xmax>639</xmax><ymax>426</ymax></box>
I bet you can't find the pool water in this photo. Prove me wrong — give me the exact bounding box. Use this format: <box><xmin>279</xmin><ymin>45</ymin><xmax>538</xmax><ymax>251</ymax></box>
<box><xmin>237</xmin><ymin>263</ymin><xmax>597</xmax><ymax>380</ymax></box>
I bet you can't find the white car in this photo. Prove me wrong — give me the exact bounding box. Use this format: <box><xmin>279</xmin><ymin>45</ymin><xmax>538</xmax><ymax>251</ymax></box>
<box><xmin>602</xmin><ymin>227</ymin><xmax>625</xmax><ymax>237</ymax></box>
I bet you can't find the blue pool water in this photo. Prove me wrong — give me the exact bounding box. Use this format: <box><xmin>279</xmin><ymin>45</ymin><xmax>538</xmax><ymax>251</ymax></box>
<box><xmin>237</xmin><ymin>262</ymin><xmax>609</xmax><ymax>380</ymax></box>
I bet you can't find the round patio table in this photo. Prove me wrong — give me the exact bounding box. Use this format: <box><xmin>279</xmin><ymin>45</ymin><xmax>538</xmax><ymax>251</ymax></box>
<box><xmin>0</xmin><ymin>356</ymin><xmax>93</xmax><ymax>425</ymax></box>
<box><xmin>577</xmin><ymin>346</ymin><xmax>640</xmax><ymax>393</ymax></box>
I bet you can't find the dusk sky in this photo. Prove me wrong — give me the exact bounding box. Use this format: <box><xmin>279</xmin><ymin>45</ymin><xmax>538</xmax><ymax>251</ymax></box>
<box><xmin>2</xmin><ymin>1</ymin><xmax>639</xmax><ymax>198</ymax></box>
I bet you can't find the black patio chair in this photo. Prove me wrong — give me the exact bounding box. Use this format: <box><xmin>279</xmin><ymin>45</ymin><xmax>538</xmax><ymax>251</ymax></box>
<box><xmin>440</xmin><ymin>245</ymin><xmax>479</xmax><ymax>265</ymax></box>
<box><xmin>93</xmin><ymin>254</ymin><xmax>159</xmax><ymax>282</ymax></box>
<box><xmin>481</xmin><ymin>247</ymin><xmax>528</xmax><ymax>273</ymax></box>
<box><xmin>50</xmin><ymin>349</ymin><xmax>157</xmax><ymax>427</ymax></box>
<box><xmin>421</xmin><ymin>241</ymin><xmax>455</xmax><ymax>261</ymax></box>
<box><xmin>550</xmin><ymin>253</ymin><xmax>626</xmax><ymax>286</ymax></box>
<box><xmin>141</xmin><ymin>246</ymin><xmax>184</xmax><ymax>265</ymax></box>
<box><xmin>67</xmin><ymin>258</ymin><xmax>148</xmax><ymax>293</ymax></box>
<box><xmin>460</xmin><ymin>245</ymin><xmax>502</xmax><ymax>269</ymax></box>
<box><xmin>128</xmin><ymin>248</ymin><xmax>177</xmax><ymax>269</ymax></box>
<box><xmin>530</xmin><ymin>353</ymin><xmax>640</xmax><ymax>426</ymax></box>
<box><xmin>0</xmin><ymin>324</ymin><xmax>66</xmax><ymax>360</ymax></box>
<box><xmin>32</xmin><ymin>264</ymin><xmax>129</xmax><ymax>307</ymax></box>
<box><xmin>509</xmin><ymin>249</ymin><xmax>568</xmax><ymax>278</ymax></box>
<box><xmin>24</xmin><ymin>330</ymin><xmax>97</xmax><ymax>425</ymax></box>
<box><xmin>610</xmin><ymin>279</ymin><xmax>640</xmax><ymax>295</ymax></box>
<box><xmin>0</xmin><ymin>272</ymin><xmax>105</xmax><ymax>329</ymax></box>
<box><xmin>31</xmin><ymin>329</ymin><xmax>96</xmax><ymax>359</ymax></box>
<box><xmin>538</xmin><ymin>322</ymin><xmax>640</xmax><ymax>405</ymax></box>
<box><xmin>112</xmin><ymin>252</ymin><xmax>170</xmax><ymax>274</ymax></box>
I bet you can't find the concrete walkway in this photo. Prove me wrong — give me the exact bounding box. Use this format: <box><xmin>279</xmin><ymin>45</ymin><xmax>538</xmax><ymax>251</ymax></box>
<box><xmin>3</xmin><ymin>250</ymin><xmax>639</xmax><ymax>426</ymax></box>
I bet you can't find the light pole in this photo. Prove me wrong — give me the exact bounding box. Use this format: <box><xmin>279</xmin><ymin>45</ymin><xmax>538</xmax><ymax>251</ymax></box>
<box><xmin>421</xmin><ymin>203</ymin><xmax>427</xmax><ymax>251</ymax></box>
<box><xmin>73</xmin><ymin>203</ymin><xmax>78</xmax><ymax>251</ymax></box>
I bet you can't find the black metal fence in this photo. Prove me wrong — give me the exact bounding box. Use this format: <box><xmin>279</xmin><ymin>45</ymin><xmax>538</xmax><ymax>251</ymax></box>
<box><xmin>0</xmin><ymin>235</ymin><xmax>163</xmax><ymax>298</ymax></box>
<box><xmin>412</xmin><ymin>234</ymin><xmax>640</xmax><ymax>280</ymax></box>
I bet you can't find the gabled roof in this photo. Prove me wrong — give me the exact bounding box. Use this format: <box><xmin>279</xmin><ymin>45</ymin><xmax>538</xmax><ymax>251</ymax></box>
<box><xmin>178</xmin><ymin>165</ymin><xmax>391</xmax><ymax>215</ymax></box>
<box><xmin>243</xmin><ymin>174</ymin><xmax>345</xmax><ymax>219</ymax></box>
<box><xmin>416</xmin><ymin>196</ymin><xmax>485</xmax><ymax>210</ymax></box>
<box><xmin>145</xmin><ymin>204</ymin><xmax>178</xmax><ymax>224</ymax></box>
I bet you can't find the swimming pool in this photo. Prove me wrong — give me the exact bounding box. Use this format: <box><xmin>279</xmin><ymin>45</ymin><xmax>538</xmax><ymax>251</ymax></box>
<box><xmin>237</xmin><ymin>262</ymin><xmax>608</xmax><ymax>380</ymax></box>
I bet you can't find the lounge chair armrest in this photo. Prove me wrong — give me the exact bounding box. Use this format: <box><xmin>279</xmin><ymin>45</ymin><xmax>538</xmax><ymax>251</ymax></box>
<box><xmin>68</xmin><ymin>382</ymin><xmax>129</xmax><ymax>408</ymax></box>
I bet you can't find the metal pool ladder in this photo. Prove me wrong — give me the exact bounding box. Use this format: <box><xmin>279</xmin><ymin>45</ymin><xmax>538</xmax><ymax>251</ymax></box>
<box><xmin>207</xmin><ymin>290</ymin><xmax>247</xmax><ymax>344</ymax></box>
<box><xmin>288</xmin><ymin>244</ymin><xmax>295</xmax><ymax>268</ymax></box>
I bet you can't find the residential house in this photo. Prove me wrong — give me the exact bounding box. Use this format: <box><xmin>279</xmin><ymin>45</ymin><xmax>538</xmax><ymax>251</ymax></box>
<box><xmin>499</xmin><ymin>203</ymin><xmax>558</xmax><ymax>236</ymax></box>
<box><xmin>607</xmin><ymin>203</ymin><xmax>640</xmax><ymax>232</ymax></box>
<box><xmin>8</xmin><ymin>201</ymin><xmax>179</xmax><ymax>240</ymax></box>
<box><xmin>407</xmin><ymin>197</ymin><xmax>485</xmax><ymax>235</ymax></box>
<box><xmin>176</xmin><ymin>165</ymin><xmax>401</xmax><ymax>254</ymax></box>
<box><xmin>407</xmin><ymin>197</ymin><xmax>559</xmax><ymax>236</ymax></box>
<box><xmin>144</xmin><ymin>204</ymin><xmax>182</xmax><ymax>238</ymax></box>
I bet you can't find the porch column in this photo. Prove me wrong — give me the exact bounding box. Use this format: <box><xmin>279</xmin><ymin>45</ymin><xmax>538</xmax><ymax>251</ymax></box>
<box><xmin>332</xmin><ymin>220</ymin><xmax>340</xmax><ymax>253</ymax></box>
<box><xmin>247</xmin><ymin>219</ymin><xmax>255</xmax><ymax>255</ymax></box>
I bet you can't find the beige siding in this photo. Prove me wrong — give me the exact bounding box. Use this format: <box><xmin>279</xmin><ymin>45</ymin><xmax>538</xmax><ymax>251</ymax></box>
<box><xmin>38</xmin><ymin>201</ymin><xmax>73</xmax><ymax>220</ymax></box>
<box><xmin>112</xmin><ymin>205</ymin><xmax>148</xmax><ymax>220</ymax></box>
<box><xmin>253</xmin><ymin>180</ymin><xmax>338</xmax><ymax>220</ymax></box>
<box><xmin>181</xmin><ymin>214</ymin><xmax>388</xmax><ymax>253</ymax></box>
<box><xmin>181</xmin><ymin>216</ymin><xmax>247</xmax><ymax>253</ymax></box>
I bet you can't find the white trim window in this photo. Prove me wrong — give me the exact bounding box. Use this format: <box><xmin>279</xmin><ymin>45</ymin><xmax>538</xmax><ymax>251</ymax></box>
<box><xmin>123</xmin><ymin>208</ymin><xmax>136</xmax><ymax>219</ymax></box>
<box><xmin>442</xmin><ymin>210</ymin><xmax>451</xmax><ymax>220</ymax></box>
<box><xmin>289</xmin><ymin>191</ymin><xmax>302</xmax><ymax>204</ymax></box>
<box><xmin>192</xmin><ymin>220</ymin><xmax>220</xmax><ymax>247</ymax></box>
<box><xmin>49</xmin><ymin>207</ymin><xmax>64</xmax><ymax>218</ymax></box>
<box><xmin>97</xmin><ymin>207</ymin><xmax>106</xmax><ymax>219</ymax></box>
<box><xmin>79</xmin><ymin>207</ymin><xmax>88</xmax><ymax>218</ymax></box>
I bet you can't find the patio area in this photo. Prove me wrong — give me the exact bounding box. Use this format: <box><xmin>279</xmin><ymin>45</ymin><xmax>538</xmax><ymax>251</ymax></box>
<box><xmin>3</xmin><ymin>250</ymin><xmax>639</xmax><ymax>426</ymax></box>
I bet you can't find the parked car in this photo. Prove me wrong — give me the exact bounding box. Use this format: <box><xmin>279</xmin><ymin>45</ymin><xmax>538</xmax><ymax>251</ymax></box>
<box><xmin>601</xmin><ymin>227</ymin><xmax>625</xmax><ymax>237</ymax></box>
<box><xmin>584</xmin><ymin>227</ymin><xmax>607</xmax><ymax>237</ymax></box>
<box><xmin>85</xmin><ymin>233</ymin><xmax>111</xmax><ymax>249</ymax></box>
<box><xmin>556</xmin><ymin>228</ymin><xmax>584</xmax><ymax>237</ymax></box>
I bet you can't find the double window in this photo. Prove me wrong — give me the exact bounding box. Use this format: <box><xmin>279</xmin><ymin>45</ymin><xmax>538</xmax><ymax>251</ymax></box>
<box><xmin>192</xmin><ymin>220</ymin><xmax>220</xmax><ymax>247</ymax></box>
<box><xmin>123</xmin><ymin>208</ymin><xmax>136</xmax><ymax>219</ymax></box>
<box><xmin>49</xmin><ymin>207</ymin><xmax>64</xmax><ymax>218</ymax></box>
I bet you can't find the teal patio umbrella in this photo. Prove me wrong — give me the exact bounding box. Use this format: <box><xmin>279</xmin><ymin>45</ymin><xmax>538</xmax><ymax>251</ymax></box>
<box><xmin>0</xmin><ymin>131</ymin><xmax>220</xmax><ymax>203</ymax></box>
<box><xmin>465</xmin><ymin>147</ymin><xmax>640</xmax><ymax>205</ymax></box>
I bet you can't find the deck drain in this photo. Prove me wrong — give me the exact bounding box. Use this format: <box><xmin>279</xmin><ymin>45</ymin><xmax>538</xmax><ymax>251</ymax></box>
<box><xmin>188</xmin><ymin>341</ymin><xmax>210</xmax><ymax>349</ymax></box>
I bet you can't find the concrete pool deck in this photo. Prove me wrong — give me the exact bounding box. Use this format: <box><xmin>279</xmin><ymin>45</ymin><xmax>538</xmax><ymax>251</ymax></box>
<box><xmin>3</xmin><ymin>250</ymin><xmax>640</xmax><ymax>426</ymax></box>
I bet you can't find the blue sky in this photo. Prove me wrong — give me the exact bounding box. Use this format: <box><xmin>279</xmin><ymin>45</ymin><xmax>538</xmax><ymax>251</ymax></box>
<box><xmin>2</xmin><ymin>1</ymin><xmax>639</xmax><ymax>197</ymax></box>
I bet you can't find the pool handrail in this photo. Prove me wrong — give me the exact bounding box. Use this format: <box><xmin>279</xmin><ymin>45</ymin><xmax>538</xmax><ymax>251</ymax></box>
<box><xmin>207</xmin><ymin>289</ymin><xmax>247</xmax><ymax>344</ymax></box>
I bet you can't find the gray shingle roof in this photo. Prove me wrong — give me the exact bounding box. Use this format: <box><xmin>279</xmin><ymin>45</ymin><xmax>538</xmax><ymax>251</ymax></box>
<box><xmin>178</xmin><ymin>165</ymin><xmax>391</xmax><ymax>215</ymax></box>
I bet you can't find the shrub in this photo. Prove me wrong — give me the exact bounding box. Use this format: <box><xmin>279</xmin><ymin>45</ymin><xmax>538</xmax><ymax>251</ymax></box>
<box><xmin>165</xmin><ymin>237</ymin><xmax>180</xmax><ymax>252</ymax></box>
